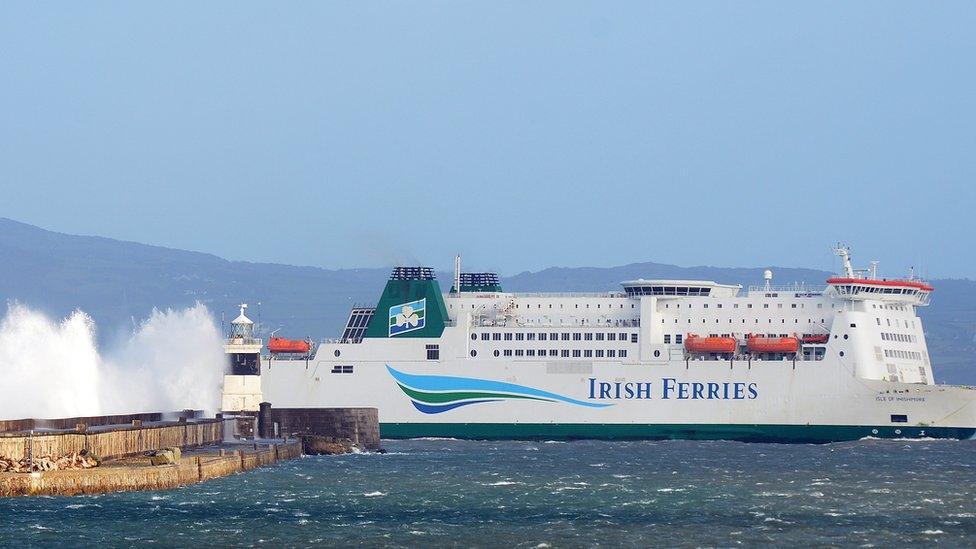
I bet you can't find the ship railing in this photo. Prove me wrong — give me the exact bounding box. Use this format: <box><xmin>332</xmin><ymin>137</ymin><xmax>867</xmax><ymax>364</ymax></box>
<box><xmin>227</xmin><ymin>337</ymin><xmax>262</xmax><ymax>346</ymax></box>
<box><xmin>470</xmin><ymin>318</ymin><xmax>641</xmax><ymax>328</ymax></box>
<box><xmin>746</xmin><ymin>284</ymin><xmax>826</xmax><ymax>294</ymax></box>
<box><xmin>320</xmin><ymin>338</ymin><xmax>359</xmax><ymax>344</ymax></box>
<box><xmin>508</xmin><ymin>292</ymin><xmax>628</xmax><ymax>298</ymax></box>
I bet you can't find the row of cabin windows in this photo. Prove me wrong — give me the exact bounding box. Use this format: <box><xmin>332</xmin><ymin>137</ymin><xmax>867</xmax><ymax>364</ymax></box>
<box><xmin>876</xmin><ymin>317</ymin><xmax>915</xmax><ymax>329</ymax></box>
<box><xmin>452</xmin><ymin>303</ymin><xmax>635</xmax><ymax>310</ymax></box>
<box><xmin>881</xmin><ymin>332</ymin><xmax>917</xmax><ymax>343</ymax></box>
<box><xmin>469</xmin><ymin>349</ymin><xmax>629</xmax><ymax>358</ymax></box>
<box><xmin>665</xmin><ymin>303</ymin><xmax>824</xmax><ymax>310</ymax></box>
<box><xmin>663</xmin><ymin>318</ymin><xmax>827</xmax><ymax>325</ymax></box>
<box><xmin>664</xmin><ymin>333</ymin><xmax>792</xmax><ymax>343</ymax></box>
<box><xmin>885</xmin><ymin>349</ymin><xmax>923</xmax><ymax>361</ymax></box>
<box><xmin>873</xmin><ymin>304</ymin><xmax>909</xmax><ymax>312</ymax></box>
<box><xmin>474</xmin><ymin>332</ymin><xmax>638</xmax><ymax>343</ymax></box>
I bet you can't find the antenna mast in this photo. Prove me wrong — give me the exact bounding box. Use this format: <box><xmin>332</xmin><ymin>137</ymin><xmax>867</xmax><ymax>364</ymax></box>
<box><xmin>454</xmin><ymin>254</ymin><xmax>462</xmax><ymax>293</ymax></box>
<box><xmin>832</xmin><ymin>245</ymin><xmax>856</xmax><ymax>278</ymax></box>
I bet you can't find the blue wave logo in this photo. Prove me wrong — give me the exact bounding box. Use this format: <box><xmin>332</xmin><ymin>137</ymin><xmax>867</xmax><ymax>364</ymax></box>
<box><xmin>387</xmin><ymin>365</ymin><xmax>613</xmax><ymax>414</ymax></box>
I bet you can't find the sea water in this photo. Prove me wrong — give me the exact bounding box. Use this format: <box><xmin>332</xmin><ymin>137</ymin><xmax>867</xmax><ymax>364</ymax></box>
<box><xmin>2</xmin><ymin>439</ymin><xmax>975</xmax><ymax>547</ymax></box>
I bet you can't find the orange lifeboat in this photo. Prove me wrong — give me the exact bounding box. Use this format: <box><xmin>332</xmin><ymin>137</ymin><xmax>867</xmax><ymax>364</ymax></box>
<box><xmin>684</xmin><ymin>334</ymin><xmax>737</xmax><ymax>354</ymax></box>
<box><xmin>747</xmin><ymin>334</ymin><xmax>799</xmax><ymax>354</ymax></box>
<box><xmin>267</xmin><ymin>336</ymin><xmax>311</xmax><ymax>354</ymax></box>
<box><xmin>800</xmin><ymin>334</ymin><xmax>829</xmax><ymax>345</ymax></box>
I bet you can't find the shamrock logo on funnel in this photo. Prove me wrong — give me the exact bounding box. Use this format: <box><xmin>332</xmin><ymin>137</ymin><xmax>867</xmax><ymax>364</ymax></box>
<box><xmin>389</xmin><ymin>298</ymin><xmax>426</xmax><ymax>336</ymax></box>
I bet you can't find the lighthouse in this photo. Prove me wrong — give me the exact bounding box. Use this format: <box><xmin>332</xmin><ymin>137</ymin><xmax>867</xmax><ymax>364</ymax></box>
<box><xmin>221</xmin><ymin>304</ymin><xmax>264</xmax><ymax>413</ymax></box>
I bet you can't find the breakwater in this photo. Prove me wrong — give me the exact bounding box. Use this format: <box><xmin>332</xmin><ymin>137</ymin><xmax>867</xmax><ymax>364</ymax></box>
<box><xmin>258</xmin><ymin>404</ymin><xmax>381</xmax><ymax>451</ymax></box>
<box><xmin>0</xmin><ymin>441</ymin><xmax>302</xmax><ymax>496</ymax></box>
<box><xmin>0</xmin><ymin>407</ymin><xmax>380</xmax><ymax>497</ymax></box>
<box><xmin>0</xmin><ymin>418</ymin><xmax>221</xmax><ymax>462</ymax></box>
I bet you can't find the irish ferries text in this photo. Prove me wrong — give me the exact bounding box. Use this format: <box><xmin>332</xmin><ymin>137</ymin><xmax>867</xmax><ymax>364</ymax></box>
<box><xmin>588</xmin><ymin>378</ymin><xmax>759</xmax><ymax>401</ymax></box>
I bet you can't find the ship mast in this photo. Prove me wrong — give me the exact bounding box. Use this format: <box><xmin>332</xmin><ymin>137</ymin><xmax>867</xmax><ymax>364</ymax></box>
<box><xmin>832</xmin><ymin>245</ymin><xmax>856</xmax><ymax>278</ymax></box>
<box><xmin>454</xmin><ymin>254</ymin><xmax>462</xmax><ymax>294</ymax></box>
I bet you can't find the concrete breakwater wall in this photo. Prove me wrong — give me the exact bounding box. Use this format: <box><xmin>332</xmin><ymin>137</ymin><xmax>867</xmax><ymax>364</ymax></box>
<box><xmin>259</xmin><ymin>405</ymin><xmax>381</xmax><ymax>451</ymax></box>
<box><xmin>0</xmin><ymin>420</ymin><xmax>223</xmax><ymax>461</ymax></box>
<box><xmin>0</xmin><ymin>442</ymin><xmax>303</xmax><ymax>497</ymax></box>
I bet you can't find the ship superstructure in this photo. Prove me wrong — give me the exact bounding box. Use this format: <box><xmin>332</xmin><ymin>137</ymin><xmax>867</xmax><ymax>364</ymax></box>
<box><xmin>222</xmin><ymin>247</ymin><xmax>976</xmax><ymax>442</ymax></box>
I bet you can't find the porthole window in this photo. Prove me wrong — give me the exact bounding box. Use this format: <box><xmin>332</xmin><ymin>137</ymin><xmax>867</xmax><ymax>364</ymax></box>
<box><xmin>471</xmin><ymin>333</ymin><xmax>477</xmax><ymax>341</ymax></box>
<box><xmin>839</xmin><ymin>351</ymin><xmax>845</xmax><ymax>357</ymax></box>
<box><xmin>493</xmin><ymin>350</ymin><xmax>500</xmax><ymax>357</ymax></box>
<box><xmin>334</xmin><ymin>349</ymin><xmax>341</xmax><ymax>358</ymax></box>
<box><xmin>843</xmin><ymin>334</ymin><xmax>849</xmax><ymax>340</ymax></box>
<box><xmin>470</xmin><ymin>349</ymin><xmax>477</xmax><ymax>357</ymax></box>
<box><xmin>653</xmin><ymin>350</ymin><xmax>661</xmax><ymax>358</ymax></box>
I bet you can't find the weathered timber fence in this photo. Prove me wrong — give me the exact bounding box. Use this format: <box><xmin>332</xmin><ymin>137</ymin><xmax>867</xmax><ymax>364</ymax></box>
<box><xmin>0</xmin><ymin>412</ymin><xmax>206</xmax><ymax>433</ymax></box>
<box><xmin>0</xmin><ymin>420</ymin><xmax>223</xmax><ymax>461</ymax></box>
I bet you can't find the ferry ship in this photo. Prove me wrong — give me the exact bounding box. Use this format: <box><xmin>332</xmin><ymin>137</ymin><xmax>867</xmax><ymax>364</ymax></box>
<box><xmin>221</xmin><ymin>247</ymin><xmax>976</xmax><ymax>443</ymax></box>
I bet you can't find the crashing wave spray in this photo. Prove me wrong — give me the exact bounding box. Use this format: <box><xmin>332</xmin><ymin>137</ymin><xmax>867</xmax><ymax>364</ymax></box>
<box><xmin>0</xmin><ymin>302</ymin><xmax>227</xmax><ymax>419</ymax></box>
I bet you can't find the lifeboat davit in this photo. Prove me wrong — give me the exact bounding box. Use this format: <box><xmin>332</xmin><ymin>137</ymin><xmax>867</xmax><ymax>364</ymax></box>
<box><xmin>684</xmin><ymin>334</ymin><xmax>737</xmax><ymax>354</ymax></box>
<box><xmin>800</xmin><ymin>334</ymin><xmax>829</xmax><ymax>345</ymax></box>
<box><xmin>267</xmin><ymin>336</ymin><xmax>311</xmax><ymax>354</ymax></box>
<box><xmin>747</xmin><ymin>334</ymin><xmax>799</xmax><ymax>354</ymax></box>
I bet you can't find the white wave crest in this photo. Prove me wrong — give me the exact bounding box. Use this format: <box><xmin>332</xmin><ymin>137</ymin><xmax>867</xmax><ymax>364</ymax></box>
<box><xmin>0</xmin><ymin>302</ymin><xmax>227</xmax><ymax>419</ymax></box>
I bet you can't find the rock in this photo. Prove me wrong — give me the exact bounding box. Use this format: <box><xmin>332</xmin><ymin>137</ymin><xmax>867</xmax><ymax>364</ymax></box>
<box><xmin>300</xmin><ymin>435</ymin><xmax>358</xmax><ymax>455</ymax></box>
<box><xmin>148</xmin><ymin>448</ymin><xmax>180</xmax><ymax>466</ymax></box>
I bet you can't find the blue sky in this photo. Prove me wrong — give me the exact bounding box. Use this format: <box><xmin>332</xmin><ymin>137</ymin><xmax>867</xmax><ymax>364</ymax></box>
<box><xmin>1</xmin><ymin>2</ymin><xmax>974</xmax><ymax>278</ymax></box>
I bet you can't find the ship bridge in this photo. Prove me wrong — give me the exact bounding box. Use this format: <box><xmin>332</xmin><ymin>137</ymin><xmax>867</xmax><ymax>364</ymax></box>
<box><xmin>826</xmin><ymin>278</ymin><xmax>933</xmax><ymax>306</ymax></box>
<box><xmin>826</xmin><ymin>246</ymin><xmax>933</xmax><ymax>306</ymax></box>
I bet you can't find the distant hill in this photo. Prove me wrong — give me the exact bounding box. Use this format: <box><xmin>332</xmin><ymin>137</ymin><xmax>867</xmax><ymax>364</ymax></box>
<box><xmin>1</xmin><ymin>217</ymin><xmax>973</xmax><ymax>384</ymax></box>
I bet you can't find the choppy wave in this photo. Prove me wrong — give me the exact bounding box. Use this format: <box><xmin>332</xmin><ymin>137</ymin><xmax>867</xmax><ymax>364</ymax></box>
<box><xmin>3</xmin><ymin>439</ymin><xmax>976</xmax><ymax>546</ymax></box>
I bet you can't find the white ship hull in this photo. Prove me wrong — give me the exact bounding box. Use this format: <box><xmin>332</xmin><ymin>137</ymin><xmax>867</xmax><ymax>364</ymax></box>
<box><xmin>258</xmin><ymin>355</ymin><xmax>976</xmax><ymax>442</ymax></box>
<box><xmin>225</xmin><ymin>256</ymin><xmax>976</xmax><ymax>443</ymax></box>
